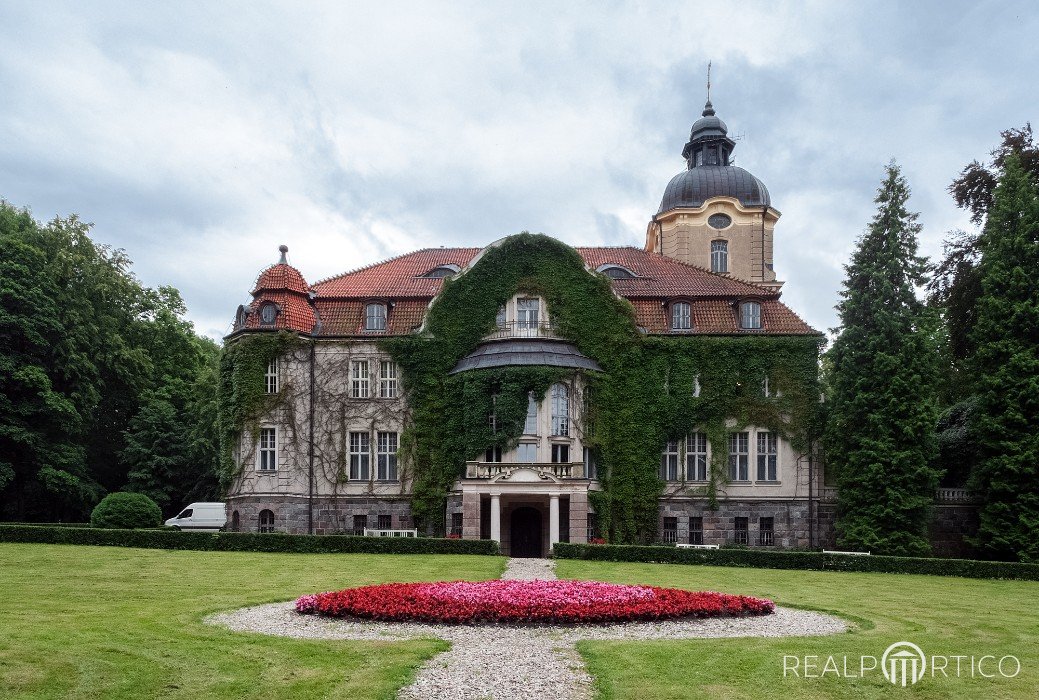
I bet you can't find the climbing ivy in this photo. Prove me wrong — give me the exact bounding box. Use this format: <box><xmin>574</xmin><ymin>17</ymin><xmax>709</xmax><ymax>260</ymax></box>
<box><xmin>384</xmin><ymin>233</ymin><xmax>823</xmax><ymax>542</ymax></box>
<box><xmin>217</xmin><ymin>331</ymin><xmax>305</xmax><ymax>489</ymax></box>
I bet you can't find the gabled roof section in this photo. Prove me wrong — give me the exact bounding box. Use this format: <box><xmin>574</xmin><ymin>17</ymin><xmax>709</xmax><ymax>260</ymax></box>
<box><xmin>312</xmin><ymin>248</ymin><xmax>481</xmax><ymax>298</ymax></box>
<box><xmin>576</xmin><ymin>247</ymin><xmax>778</xmax><ymax>298</ymax></box>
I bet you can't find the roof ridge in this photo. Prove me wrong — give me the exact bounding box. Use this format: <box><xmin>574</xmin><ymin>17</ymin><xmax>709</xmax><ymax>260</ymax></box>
<box><xmin>311</xmin><ymin>247</ymin><xmax>481</xmax><ymax>288</ymax></box>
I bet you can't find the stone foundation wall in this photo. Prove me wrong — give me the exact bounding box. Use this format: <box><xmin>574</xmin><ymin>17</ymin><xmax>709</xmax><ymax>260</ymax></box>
<box><xmin>930</xmin><ymin>504</ymin><xmax>979</xmax><ymax>559</ymax></box>
<box><xmin>225</xmin><ymin>495</ymin><xmax>413</xmax><ymax>535</ymax></box>
<box><xmin>659</xmin><ymin>500</ymin><xmax>815</xmax><ymax>548</ymax></box>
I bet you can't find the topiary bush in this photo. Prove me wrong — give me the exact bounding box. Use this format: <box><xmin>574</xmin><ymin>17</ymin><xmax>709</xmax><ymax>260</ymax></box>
<box><xmin>89</xmin><ymin>492</ymin><xmax>163</xmax><ymax>529</ymax></box>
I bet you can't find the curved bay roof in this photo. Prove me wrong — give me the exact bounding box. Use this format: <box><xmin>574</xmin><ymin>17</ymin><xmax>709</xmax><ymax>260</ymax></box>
<box><xmin>657</xmin><ymin>166</ymin><xmax>771</xmax><ymax>214</ymax></box>
<box><xmin>450</xmin><ymin>339</ymin><xmax>603</xmax><ymax>374</ymax></box>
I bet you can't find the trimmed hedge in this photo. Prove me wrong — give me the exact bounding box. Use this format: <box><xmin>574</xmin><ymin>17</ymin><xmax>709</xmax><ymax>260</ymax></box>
<box><xmin>0</xmin><ymin>525</ymin><xmax>500</xmax><ymax>556</ymax></box>
<box><xmin>90</xmin><ymin>492</ymin><xmax>162</xmax><ymax>529</ymax></box>
<box><xmin>552</xmin><ymin>543</ymin><xmax>1039</xmax><ymax>581</ymax></box>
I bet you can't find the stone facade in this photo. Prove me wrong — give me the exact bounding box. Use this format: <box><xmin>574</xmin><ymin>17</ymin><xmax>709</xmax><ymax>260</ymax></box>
<box><xmin>226</xmin><ymin>494</ymin><xmax>413</xmax><ymax>535</ymax></box>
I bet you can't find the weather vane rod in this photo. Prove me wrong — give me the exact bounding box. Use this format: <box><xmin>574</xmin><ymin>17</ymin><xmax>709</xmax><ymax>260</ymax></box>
<box><xmin>706</xmin><ymin>60</ymin><xmax>712</xmax><ymax>102</ymax></box>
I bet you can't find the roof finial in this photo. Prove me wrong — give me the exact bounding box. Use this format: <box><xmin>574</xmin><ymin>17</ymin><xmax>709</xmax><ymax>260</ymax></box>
<box><xmin>278</xmin><ymin>244</ymin><xmax>288</xmax><ymax>264</ymax></box>
<box><xmin>702</xmin><ymin>61</ymin><xmax>715</xmax><ymax>117</ymax></box>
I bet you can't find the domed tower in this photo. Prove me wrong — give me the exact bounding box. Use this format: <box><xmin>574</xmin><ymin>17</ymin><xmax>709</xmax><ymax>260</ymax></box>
<box><xmin>645</xmin><ymin>100</ymin><xmax>783</xmax><ymax>291</ymax></box>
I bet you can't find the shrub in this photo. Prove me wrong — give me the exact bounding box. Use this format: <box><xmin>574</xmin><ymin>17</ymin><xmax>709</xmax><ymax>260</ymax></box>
<box><xmin>90</xmin><ymin>493</ymin><xmax>163</xmax><ymax>529</ymax></box>
<box><xmin>0</xmin><ymin>524</ymin><xmax>500</xmax><ymax>556</ymax></box>
<box><xmin>552</xmin><ymin>543</ymin><xmax>1039</xmax><ymax>581</ymax></box>
<box><xmin>296</xmin><ymin>579</ymin><xmax>774</xmax><ymax>624</ymax></box>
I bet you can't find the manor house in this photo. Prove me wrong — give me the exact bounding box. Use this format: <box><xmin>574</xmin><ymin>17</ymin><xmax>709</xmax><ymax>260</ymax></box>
<box><xmin>224</xmin><ymin>100</ymin><xmax>837</xmax><ymax>555</ymax></box>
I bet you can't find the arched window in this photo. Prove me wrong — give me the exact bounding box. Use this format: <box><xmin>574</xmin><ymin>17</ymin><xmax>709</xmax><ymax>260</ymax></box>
<box><xmin>740</xmin><ymin>301</ymin><xmax>762</xmax><ymax>330</ymax></box>
<box><xmin>711</xmin><ymin>240</ymin><xmax>728</xmax><ymax>273</ymax></box>
<box><xmin>671</xmin><ymin>302</ymin><xmax>692</xmax><ymax>331</ymax></box>
<box><xmin>419</xmin><ymin>264</ymin><xmax>461</xmax><ymax>278</ymax></box>
<box><xmin>550</xmin><ymin>383</ymin><xmax>569</xmax><ymax>436</ymax></box>
<box><xmin>258</xmin><ymin>509</ymin><xmax>275</xmax><ymax>533</ymax></box>
<box><xmin>596</xmin><ymin>264</ymin><xmax>637</xmax><ymax>280</ymax></box>
<box><xmin>231</xmin><ymin>510</ymin><xmax>240</xmax><ymax>532</ymax></box>
<box><xmin>365</xmin><ymin>303</ymin><xmax>387</xmax><ymax>331</ymax></box>
<box><xmin>259</xmin><ymin>302</ymin><xmax>277</xmax><ymax>325</ymax></box>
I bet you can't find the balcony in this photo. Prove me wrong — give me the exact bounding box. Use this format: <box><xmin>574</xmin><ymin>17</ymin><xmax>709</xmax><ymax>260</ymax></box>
<box><xmin>485</xmin><ymin>320</ymin><xmax>559</xmax><ymax>340</ymax></box>
<box><xmin>465</xmin><ymin>461</ymin><xmax>586</xmax><ymax>479</ymax></box>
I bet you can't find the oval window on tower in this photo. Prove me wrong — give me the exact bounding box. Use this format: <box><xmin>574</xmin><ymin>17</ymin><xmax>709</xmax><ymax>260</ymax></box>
<box><xmin>708</xmin><ymin>213</ymin><xmax>732</xmax><ymax>230</ymax></box>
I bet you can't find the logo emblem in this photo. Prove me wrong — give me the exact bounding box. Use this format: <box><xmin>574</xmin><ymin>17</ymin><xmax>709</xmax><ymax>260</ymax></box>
<box><xmin>882</xmin><ymin>642</ymin><xmax>927</xmax><ymax>686</ymax></box>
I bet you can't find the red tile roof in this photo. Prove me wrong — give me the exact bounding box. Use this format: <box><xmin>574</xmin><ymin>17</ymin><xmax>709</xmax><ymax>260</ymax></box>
<box><xmin>231</xmin><ymin>243</ymin><xmax>818</xmax><ymax>337</ymax></box>
<box><xmin>312</xmin><ymin>248</ymin><xmax>481</xmax><ymax>298</ymax></box>
<box><xmin>252</xmin><ymin>263</ymin><xmax>311</xmax><ymax>295</ymax></box>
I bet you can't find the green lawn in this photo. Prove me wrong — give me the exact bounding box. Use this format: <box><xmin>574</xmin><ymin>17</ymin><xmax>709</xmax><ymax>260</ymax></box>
<box><xmin>3</xmin><ymin>545</ymin><xmax>1037</xmax><ymax>699</ymax></box>
<box><xmin>556</xmin><ymin>559</ymin><xmax>1039</xmax><ymax>699</ymax></box>
<box><xmin>0</xmin><ymin>544</ymin><xmax>504</xmax><ymax>699</ymax></box>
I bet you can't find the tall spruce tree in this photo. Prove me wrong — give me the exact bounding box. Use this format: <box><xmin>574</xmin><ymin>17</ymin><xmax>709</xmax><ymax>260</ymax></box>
<box><xmin>967</xmin><ymin>154</ymin><xmax>1039</xmax><ymax>562</ymax></box>
<box><xmin>825</xmin><ymin>163</ymin><xmax>942</xmax><ymax>556</ymax></box>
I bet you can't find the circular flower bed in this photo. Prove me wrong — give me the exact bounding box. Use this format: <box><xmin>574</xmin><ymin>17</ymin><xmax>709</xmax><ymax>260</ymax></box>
<box><xmin>295</xmin><ymin>580</ymin><xmax>774</xmax><ymax>624</ymax></box>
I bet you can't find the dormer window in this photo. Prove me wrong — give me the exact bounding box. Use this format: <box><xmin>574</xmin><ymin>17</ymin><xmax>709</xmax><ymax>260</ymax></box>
<box><xmin>259</xmin><ymin>302</ymin><xmax>277</xmax><ymax>326</ymax></box>
<box><xmin>420</xmin><ymin>264</ymin><xmax>461</xmax><ymax>279</ymax></box>
<box><xmin>670</xmin><ymin>302</ymin><xmax>692</xmax><ymax>331</ymax></box>
<box><xmin>596</xmin><ymin>264</ymin><xmax>637</xmax><ymax>280</ymax></box>
<box><xmin>365</xmin><ymin>303</ymin><xmax>387</xmax><ymax>331</ymax></box>
<box><xmin>517</xmin><ymin>298</ymin><xmax>540</xmax><ymax>330</ymax></box>
<box><xmin>711</xmin><ymin>240</ymin><xmax>728</xmax><ymax>273</ymax></box>
<box><xmin>740</xmin><ymin>301</ymin><xmax>762</xmax><ymax>330</ymax></box>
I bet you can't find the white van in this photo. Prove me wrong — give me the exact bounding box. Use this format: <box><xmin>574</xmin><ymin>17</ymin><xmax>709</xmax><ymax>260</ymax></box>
<box><xmin>165</xmin><ymin>502</ymin><xmax>227</xmax><ymax>532</ymax></box>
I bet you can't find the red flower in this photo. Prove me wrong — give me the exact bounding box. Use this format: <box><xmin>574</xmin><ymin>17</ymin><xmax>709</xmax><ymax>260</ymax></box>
<box><xmin>294</xmin><ymin>580</ymin><xmax>775</xmax><ymax>624</ymax></box>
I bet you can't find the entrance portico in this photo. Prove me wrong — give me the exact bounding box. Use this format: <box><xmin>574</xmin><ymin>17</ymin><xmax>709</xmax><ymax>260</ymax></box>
<box><xmin>456</xmin><ymin>465</ymin><xmax>591</xmax><ymax>557</ymax></box>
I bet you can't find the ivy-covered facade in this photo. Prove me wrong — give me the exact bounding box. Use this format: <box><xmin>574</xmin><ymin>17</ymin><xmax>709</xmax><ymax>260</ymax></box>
<box><xmin>220</xmin><ymin>100</ymin><xmax>833</xmax><ymax>553</ymax></box>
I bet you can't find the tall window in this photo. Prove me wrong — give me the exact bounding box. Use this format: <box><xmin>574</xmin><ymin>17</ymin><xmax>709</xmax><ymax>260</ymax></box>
<box><xmin>740</xmin><ymin>301</ymin><xmax>762</xmax><ymax>329</ymax></box>
<box><xmin>517</xmin><ymin>298</ymin><xmax>539</xmax><ymax>329</ymax></box>
<box><xmin>488</xmin><ymin>393</ymin><xmax>499</xmax><ymax>434</ymax></box>
<box><xmin>377</xmin><ymin>514</ymin><xmax>392</xmax><ymax>530</ymax></box>
<box><xmin>258</xmin><ymin>428</ymin><xmax>277</xmax><ymax>471</ymax></box>
<box><xmin>689</xmin><ymin>516</ymin><xmax>704</xmax><ymax>545</ymax></box>
<box><xmin>451</xmin><ymin>512</ymin><xmax>463</xmax><ymax>537</ymax></box>
<box><xmin>693</xmin><ymin>374</ymin><xmax>701</xmax><ymax>398</ymax></box>
<box><xmin>485</xmin><ymin>446</ymin><xmax>502</xmax><ymax>463</ymax></box>
<box><xmin>365</xmin><ymin>303</ymin><xmax>387</xmax><ymax>331</ymax></box>
<box><xmin>756</xmin><ymin>431</ymin><xmax>777</xmax><ymax>481</ymax></box>
<box><xmin>660</xmin><ymin>439</ymin><xmax>679</xmax><ymax>481</ymax></box>
<box><xmin>523</xmin><ymin>391</ymin><xmax>538</xmax><ymax>434</ymax></box>
<box><xmin>734</xmin><ymin>517</ymin><xmax>749</xmax><ymax>545</ymax></box>
<box><xmin>671</xmin><ymin>302</ymin><xmax>692</xmax><ymax>331</ymax></box>
<box><xmin>583</xmin><ymin>447</ymin><xmax>597</xmax><ymax>480</ymax></box>
<box><xmin>550</xmin><ymin>383</ymin><xmax>569</xmax><ymax>436</ymax></box>
<box><xmin>231</xmin><ymin>510</ymin><xmax>241</xmax><ymax>532</ymax></box>
<box><xmin>759</xmin><ymin>517</ymin><xmax>775</xmax><ymax>546</ymax></box>
<box><xmin>377</xmin><ymin>431</ymin><xmax>398</xmax><ymax>481</ymax></box>
<box><xmin>728</xmin><ymin>431</ymin><xmax>749</xmax><ymax>481</ymax></box>
<box><xmin>379</xmin><ymin>361</ymin><xmax>398</xmax><ymax>398</ymax></box>
<box><xmin>711</xmin><ymin>240</ymin><xmax>728</xmax><ymax>273</ymax></box>
<box><xmin>517</xmin><ymin>442</ymin><xmax>537</xmax><ymax>462</ymax></box>
<box><xmin>258</xmin><ymin>509</ymin><xmax>275</xmax><ymax>533</ymax></box>
<box><xmin>761</xmin><ymin>375</ymin><xmax>771</xmax><ymax>397</ymax></box>
<box><xmin>686</xmin><ymin>432</ymin><xmax>708</xmax><ymax>481</ymax></box>
<box><xmin>496</xmin><ymin>305</ymin><xmax>507</xmax><ymax>328</ymax></box>
<box><xmin>662</xmin><ymin>516</ymin><xmax>678</xmax><ymax>543</ymax></box>
<box><xmin>351</xmin><ymin>360</ymin><xmax>370</xmax><ymax>398</ymax></box>
<box><xmin>551</xmin><ymin>444</ymin><xmax>570</xmax><ymax>463</ymax></box>
<box><xmin>349</xmin><ymin>431</ymin><xmax>370</xmax><ymax>480</ymax></box>
<box><xmin>265</xmin><ymin>359</ymin><xmax>279</xmax><ymax>394</ymax></box>
<box><xmin>352</xmin><ymin>514</ymin><xmax>367</xmax><ymax>535</ymax></box>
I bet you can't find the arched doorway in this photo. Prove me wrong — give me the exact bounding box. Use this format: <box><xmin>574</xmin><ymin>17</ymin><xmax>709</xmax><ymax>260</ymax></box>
<box><xmin>510</xmin><ymin>506</ymin><xmax>543</xmax><ymax>558</ymax></box>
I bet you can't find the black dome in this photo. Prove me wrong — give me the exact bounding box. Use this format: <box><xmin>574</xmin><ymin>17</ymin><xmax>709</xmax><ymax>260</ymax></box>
<box><xmin>658</xmin><ymin>165</ymin><xmax>771</xmax><ymax>213</ymax></box>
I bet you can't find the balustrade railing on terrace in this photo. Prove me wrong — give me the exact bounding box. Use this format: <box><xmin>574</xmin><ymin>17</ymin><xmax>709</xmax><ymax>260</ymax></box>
<box><xmin>820</xmin><ymin>486</ymin><xmax>974</xmax><ymax>504</ymax></box>
<box><xmin>485</xmin><ymin>320</ymin><xmax>559</xmax><ymax>340</ymax></box>
<box><xmin>464</xmin><ymin>461</ymin><xmax>585</xmax><ymax>479</ymax></box>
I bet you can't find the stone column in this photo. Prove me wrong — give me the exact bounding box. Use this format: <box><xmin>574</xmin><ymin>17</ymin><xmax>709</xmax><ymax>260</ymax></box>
<box><xmin>568</xmin><ymin>490</ymin><xmax>588</xmax><ymax>544</ymax></box>
<box><xmin>462</xmin><ymin>491</ymin><xmax>481</xmax><ymax>540</ymax></box>
<box><xmin>490</xmin><ymin>494</ymin><xmax>501</xmax><ymax>543</ymax></box>
<box><xmin>549</xmin><ymin>494</ymin><xmax>560</xmax><ymax>547</ymax></box>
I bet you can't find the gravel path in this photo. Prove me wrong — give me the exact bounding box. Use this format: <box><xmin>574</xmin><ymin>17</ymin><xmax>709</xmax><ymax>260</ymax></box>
<box><xmin>206</xmin><ymin>557</ymin><xmax>847</xmax><ymax>699</ymax></box>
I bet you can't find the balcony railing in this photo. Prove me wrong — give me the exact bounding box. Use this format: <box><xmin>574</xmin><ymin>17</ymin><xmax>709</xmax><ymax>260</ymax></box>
<box><xmin>485</xmin><ymin>320</ymin><xmax>559</xmax><ymax>340</ymax></box>
<box><xmin>465</xmin><ymin>461</ymin><xmax>585</xmax><ymax>479</ymax></box>
<box><xmin>820</xmin><ymin>487</ymin><xmax>975</xmax><ymax>504</ymax></box>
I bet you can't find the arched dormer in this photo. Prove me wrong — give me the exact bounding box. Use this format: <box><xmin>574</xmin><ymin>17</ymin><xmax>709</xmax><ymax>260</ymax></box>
<box><xmin>667</xmin><ymin>298</ymin><xmax>694</xmax><ymax>332</ymax></box>
<box><xmin>419</xmin><ymin>264</ymin><xmax>461</xmax><ymax>279</ymax></box>
<box><xmin>736</xmin><ymin>298</ymin><xmax>764</xmax><ymax>330</ymax></box>
<box><xmin>595</xmin><ymin>263</ymin><xmax>638</xmax><ymax>280</ymax></box>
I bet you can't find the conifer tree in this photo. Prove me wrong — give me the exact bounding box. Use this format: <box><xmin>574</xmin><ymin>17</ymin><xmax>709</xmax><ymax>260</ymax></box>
<box><xmin>825</xmin><ymin>163</ymin><xmax>941</xmax><ymax>556</ymax></box>
<box><xmin>967</xmin><ymin>154</ymin><xmax>1039</xmax><ymax>561</ymax></box>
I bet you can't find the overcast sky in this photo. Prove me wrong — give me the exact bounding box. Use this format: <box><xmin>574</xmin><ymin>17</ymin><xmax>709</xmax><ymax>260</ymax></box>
<box><xmin>2</xmin><ymin>1</ymin><xmax>1035</xmax><ymax>341</ymax></box>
